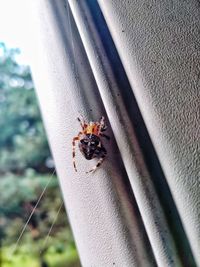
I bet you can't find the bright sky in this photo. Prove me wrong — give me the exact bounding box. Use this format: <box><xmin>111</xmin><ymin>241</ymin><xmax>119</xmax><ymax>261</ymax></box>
<box><xmin>0</xmin><ymin>0</ymin><xmax>31</xmax><ymax>64</ymax></box>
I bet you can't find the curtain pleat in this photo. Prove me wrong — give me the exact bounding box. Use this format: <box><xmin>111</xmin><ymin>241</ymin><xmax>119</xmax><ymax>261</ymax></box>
<box><xmin>28</xmin><ymin>0</ymin><xmax>199</xmax><ymax>266</ymax></box>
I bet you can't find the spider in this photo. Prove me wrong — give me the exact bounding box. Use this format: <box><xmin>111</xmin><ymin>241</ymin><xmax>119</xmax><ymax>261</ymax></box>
<box><xmin>72</xmin><ymin>116</ymin><xmax>110</xmax><ymax>173</ymax></box>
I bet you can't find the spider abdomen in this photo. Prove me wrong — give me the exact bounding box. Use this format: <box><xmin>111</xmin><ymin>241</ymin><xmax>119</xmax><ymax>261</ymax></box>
<box><xmin>79</xmin><ymin>134</ymin><xmax>106</xmax><ymax>160</ymax></box>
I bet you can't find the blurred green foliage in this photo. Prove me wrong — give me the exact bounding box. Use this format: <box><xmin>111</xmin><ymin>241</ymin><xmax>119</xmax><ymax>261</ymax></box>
<box><xmin>0</xmin><ymin>43</ymin><xmax>50</xmax><ymax>173</ymax></box>
<box><xmin>0</xmin><ymin>43</ymin><xmax>80</xmax><ymax>267</ymax></box>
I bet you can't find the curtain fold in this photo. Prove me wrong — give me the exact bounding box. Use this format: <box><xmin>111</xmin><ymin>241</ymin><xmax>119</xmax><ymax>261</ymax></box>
<box><xmin>97</xmin><ymin>0</ymin><xmax>200</xmax><ymax>265</ymax></box>
<box><xmin>27</xmin><ymin>0</ymin><xmax>199</xmax><ymax>266</ymax></box>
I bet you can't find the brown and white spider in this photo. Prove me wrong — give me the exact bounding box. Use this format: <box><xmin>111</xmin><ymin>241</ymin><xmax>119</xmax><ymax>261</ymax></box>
<box><xmin>72</xmin><ymin>116</ymin><xmax>110</xmax><ymax>173</ymax></box>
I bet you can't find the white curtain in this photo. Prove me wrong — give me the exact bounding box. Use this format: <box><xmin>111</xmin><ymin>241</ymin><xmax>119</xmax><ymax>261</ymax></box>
<box><xmin>27</xmin><ymin>1</ymin><xmax>199</xmax><ymax>266</ymax></box>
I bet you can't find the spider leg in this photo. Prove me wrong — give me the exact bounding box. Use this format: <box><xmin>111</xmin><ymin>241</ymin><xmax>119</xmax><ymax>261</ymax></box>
<box><xmin>86</xmin><ymin>150</ymin><xmax>107</xmax><ymax>174</ymax></box>
<box><xmin>77</xmin><ymin>117</ymin><xmax>87</xmax><ymax>130</ymax></box>
<box><xmin>99</xmin><ymin>116</ymin><xmax>107</xmax><ymax>133</ymax></box>
<box><xmin>77</xmin><ymin>117</ymin><xmax>84</xmax><ymax>130</ymax></box>
<box><xmin>100</xmin><ymin>133</ymin><xmax>110</xmax><ymax>140</ymax></box>
<box><xmin>99</xmin><ymin>116</ymin><xmax>105</xmax><ymax>127</ymax></box>
<box><xmin>72</xmin><ymin>132</ymin><xmax>82</xmax><ymax>172</ymax></box>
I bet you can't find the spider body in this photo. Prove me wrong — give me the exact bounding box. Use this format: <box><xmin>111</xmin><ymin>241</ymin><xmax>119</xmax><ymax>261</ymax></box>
<box><xmin>72</xmin><ymin>116</ymin><xmax>109</xmax><ymax>173</ymax></box>
<box><xmin>79</xmin><ymin>134</ymin><xmax>106</xmax><ymax>160</ymax></box>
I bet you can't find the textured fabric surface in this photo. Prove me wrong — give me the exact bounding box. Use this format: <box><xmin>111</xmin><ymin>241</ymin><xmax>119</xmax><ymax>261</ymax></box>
<box><xmin>98</xmin><ymin>0</ymin><xmax>200</xmax><ymax>265</ymax></box>
<box><xmin>27</xmin><ymin>0</ymin><xmax>199</xmax><ymax>266</ymax></box>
